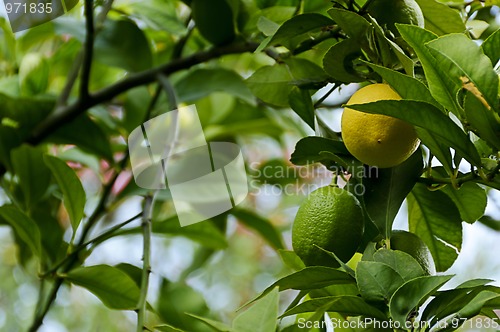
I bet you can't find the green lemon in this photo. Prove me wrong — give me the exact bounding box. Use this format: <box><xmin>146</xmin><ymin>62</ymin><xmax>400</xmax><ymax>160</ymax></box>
<box><xmin>390</xmin><ymin>230</ymin><xmax>436</xmax><ymax>275</ymax></box>
<box><xmin>366</xmin><ymin>0</ymin><xmax>424</xmax><ymax>36</ymax></box>
<box><xmin>292</xmin><ymin>185</ymin><xmax>364</xmax><ymax>267</ymax></box>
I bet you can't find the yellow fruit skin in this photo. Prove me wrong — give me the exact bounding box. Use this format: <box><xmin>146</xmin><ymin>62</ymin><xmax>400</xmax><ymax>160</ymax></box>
<box><xmin>292</xmin><ymin>186</ymin><xmax>364</xmax><ymax>267</ymax></box>
<box><xmin>341</xmin><ymin>84</ymin><xmax>419</xmax><ymax>168</ymax></box>
<box><xmin>390</xmin><ymin>230</ymin><xmax>436</xmax><ymax>275</ymax></box>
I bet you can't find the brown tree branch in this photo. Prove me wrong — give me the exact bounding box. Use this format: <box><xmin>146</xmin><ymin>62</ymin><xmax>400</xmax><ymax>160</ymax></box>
<box><xmin>27</xmin><ymin>41</ymin><xmax>259</xmax><ymax>146</ymax></box>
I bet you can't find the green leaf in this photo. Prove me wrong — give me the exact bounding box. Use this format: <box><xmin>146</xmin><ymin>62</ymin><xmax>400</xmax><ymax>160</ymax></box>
<box><xmin>434</xmin><ymin>171</ymin><xmax>487</xmax><ymax>223</ymax></box>
<box><xmin>366</xmin><ymin>63</ymin><xmax>442</xmax><ymax>110</ymax></box>
<box><xmin>481</xmin><ymin>28</ymin><xmax>500</xmax><ymax>65</ymax></box>
<box><xmin>246</xmin><ymin>59</ymin><xmax>327</xmax><ymax>107</ymax></box>
<box><xmin>415</xmin><ymin>128</ymin><xmax>454</xmax><ymax>175</ymax></box>
<box><xmin>246</xmin><ymin>64</ymin><xmax>293</xmax><ymax>107</ymax></box>
<box><xmin>49</xmin><ymin>114</ymin><xmax>114</xmax><ymax>161</ymax></box>
<box><xmin>10</xmin><ymin>145</ymin><xmax>51</xmax><ymax>208</ymax></box>
<box><xmin>373</xmin><ymin>249</ymin><xmax>426</xmax><ymax>281</ymax></box>
<box><xmin>191</xmin><ymin>0</ymin><xmax>236</xmax><ymax>45</ymax></box>
<box><xmin>290</xmin><ymin>137</ymin><xmax>350</xmax><ymax>166</ymax></box>
<box><xmin>278</xmin><ymin>250</ymin><xmax>306</xmax><ymax>271</ymax></box>
<box><xmin>175</xmin><ymin>68</ymin><xmax>254</xmax><ymax>105</ymax></box>
<box><xmin>65</xmin><ymin>265</ymin><xmax>141</xmax><ymax>310</ymax></box>
<box><xmin>233</xmin><ymin>287</ymin><xmax>279</xmax><ymax>332</ymax></box>
<box><xmin>282</xmin><ymin>295</ymin><xmax>387</xmax><ymax>320</ymax></box>
<box><xmin>426</xmin><ymin>33</ymin><xmax>499</xmax><ymax>111</ymax></box>
<box><xmin>408</xmin><ymin>183</ymin><xmax>462</xmax><ymax>272</ymax></box>
<box><xmin>363</xmin><ymin>149</ymin><xmax>423</xmax><ymax>238</ymax></box>
<box><xmin>154</xmin><ymin>324</ymin><xmax>188</xmax><ymax>332</ymax></box>
<box><xmin>478</xmin><ymin>215</ymin><xmax>500</xmax><ymax>231</ymax></box>
<box><xmin>231</xmin><ymin>208</ymin><xmax>284</xmax><ymax>250</ymax></box>
<box><xmin>397</xmin><ymin>25</ymin><xmax>461</xmax><ymax>115</ymax></box>
<box><xmin>356</xmin><ymin>261</ymin><xmax>404</xmax><ymax>302</ymax></box>
<box><xmin>288</xmin><ymin>87</ymin><xmax>315</xmax><ymax>130</ymax></box>
<box><xmin>414</xmin><ymin>0</ymin><xmax>466</xmax><ymax>35</ymax></box>
<box><xmin>186</xmin><ymin>314</ymin><xmax>232</xmax><ymax>332</ymax></box>
<box><xmin>0</xmin><ymin>206</ymin><xmax>42</xmax><ymax>258</ymax></box>
<box><xmin>389</xmin><ymin>275</ymin><xmax>453</xmax><ymax>326</ymax></box>
<box><xmin>246</xmin><ymin>267</ymin><xmax>354</xmax><ymax>306</ymax></box>
<box><xmin>327</xmin><ymin>8</ymin><xmax>370</xmax><ymax>40</ymax></box>
<box><xmin>269</xmin><ymin>13</ymin><xmax>334</xmax><ymax>47</ymax></box>
<box><xmin>323</xmin><ymin>38</ymin><xmax>365</xmax><ymax>83</ymax></box>
<box><xmin>464</xmin><ymin>91</ymin><xmax>500</xmax><ymax>151</ymax></box>
<box><xmin>44</xmin><ymin>155</ymin><xmax>86</xmax><ymax>232</ymax></box>
<box><xmin>347</xmin><ymin>100</ymin><xmax>481</xmax><ymax>166</ymax></box>
<box><xmin>94</xmin><ymin>19</ymin><xmax>152</xmax><ymax>72</ymax></box>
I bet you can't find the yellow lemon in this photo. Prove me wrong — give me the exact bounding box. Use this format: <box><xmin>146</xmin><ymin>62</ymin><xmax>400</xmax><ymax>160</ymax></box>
<box><xmin>341</xmin><ymin>83</ymin><xmax>419</xmax><ymax>168</ymax></box>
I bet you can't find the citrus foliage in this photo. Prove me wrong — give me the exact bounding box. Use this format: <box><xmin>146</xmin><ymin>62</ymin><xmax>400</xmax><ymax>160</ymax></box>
<box><xmin>0</xmin><ymin>0</ymin><xmax>499</xmax><ymax>331</ymax></box>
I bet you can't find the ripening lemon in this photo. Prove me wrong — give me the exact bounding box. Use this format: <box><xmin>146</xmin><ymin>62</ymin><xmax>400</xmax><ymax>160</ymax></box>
<box><xmin>366</xmin><ymin>0</ymin><xmax>424</xmax><ymax>36</ymax></box>
<box><xmin>292</xmin><ymin>185</ymin><xmax>364</xmax><ymax>267</ymax></box>
<box><xmin>341</xmin><ymin>84</ymin><xmax>420</xmax><ymax>168</ymax></box>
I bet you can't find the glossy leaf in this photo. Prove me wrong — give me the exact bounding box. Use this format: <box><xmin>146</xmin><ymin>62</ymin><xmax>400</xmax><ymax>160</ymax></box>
<box><xmin>192</xmin><ymin>0</ymin><xmax>236</xmax><ymax>45</ymax></box>
<box><xmin>44</xmin><ymin>155</ymin><xmax>86</xmax><ymax>231</ymax></box>
<box><xmin>327</xmin><ymin>8</ymin><xmax>370</xmax><ymax>40</ymax></box>
<box><xmin>363</xmin><ymin>149</ymin><xmax>423</xmax><ymax>238</ymax></box>
<box><xmin>481</xmin><ymin>28</ymin><xmax>500</xmax><ymax>65</ymax></box>
<box><xmin>347</xmin><ymin>100</ymin><xmax>481</xmax><ymax>166</ymax></box>
<box><xmin>426</xmin><ymin>33</ymin><xmax>499</xmax><ymax>111</ymax></box>
<box><xmin>414</xmin><ymin>0</ymin><xmax>466</xmax><ymax>35</ymax></box>
<box><xmin>290</xmin><ymin>136</ymin><xmax>350</xmax><ymax>166</ymax></box>
<box><xmin>389</xmin><ymin>275</ymin><xmax>453</xmax><ymax>326</ymax></box>
<box><xmin>323</xmin><ymin>38</ymin><xmax>364</xmax><ymax>83</ymax></box>
<box><xmin>231</xmin><ymin>208</ymin><xmax>284</xmax><ymax>250</ymax></box>
<box><xmin>246</xmin><ymin>64</ymin><xmax>293</xmax><ymax>107</ymax></box>
<box><xmin>288</xmin><ymin>87</ymin><xmax>315</xmax><ymax>130</ymax></box>
<box><xmin>408</xmin><ymin>183</ymin><xmax>462</xmax><ymax>272</ymax></box>
<box><xmin>434</xmin><ymin>170</ymin><xmax>487</xmax><ymax>223</ymax></box>
<box><xmin>233</xmin><ymin>287</ymin><xmax>278</xmax><ymax>332</ymax></box>
<box><xmin>175</xmin><ymin>68</ymin><xmax>254</xmax><ymax>105</ymax></box>
<box><xmin>356</xmin><ymin>261</ymin><xmax>404</xmax><ymax>302</ymax></box>
<box><xmin>10</xmin><ymin>145</ymin><xmax>51</xmax><ymax>208</ymax></box>
<box><xmin>65</xmin><ymin>265</ymin><xmax>141</xmax><ymax>310</ymax></box>
<box><xmin>94</xmin><ymin>19</ymin><xmax>152</xmax><ymax>72</ymax></box>
<box><xmin>0</xmin><ymin>206</ymin><xmax>42</xmax><ymax>258</ymax></box>
<box><xmin>278</xmin><ymin>250</ymin><xmax>306</xmax><ymax>271</ymax></box>
<box><xmin>373</xmin><ymin>249</ymin><xmax>426</xmax><ymax>281</ymax></box>
<box><xmin>464</xmin><ymin>91</ymin><xmax>500</xmax><ymax>151</ymax></box>
<box><xmin>269</xmin><ymin>14</ymin><xmax>334</xmax><ymax>47</ymax></box>
<box><xmin>154</xmin><ymin>324</ymin><xmax>188</xmax><ymax>332</ymax></box>
<box><xmin>397</xmin><ymin>25</ymin><xmax>461</xmax><ymax>115</ymax></box>
<box><xmin>50</xmin><ymin>114</ymin><xmax>114</xmax><ymax>161</ymax></box>
<box><xmin>366</xmin><ymin>63</ymin><xmax>441</xmax><ymax>110</ymax></box>
<box><xmin>282</xmin><ymin>295</ymin><xmax>387</xmax><ymax>320</ymax></box>
<box><xmin>186</xmin><ymin>314</ymin><xmax>232</xmax><ymax>332</ymax></box>
<box><xmin>246</xmin><ymin>267</ymin><xmax>354</xmax><ymax>305</ymax></box>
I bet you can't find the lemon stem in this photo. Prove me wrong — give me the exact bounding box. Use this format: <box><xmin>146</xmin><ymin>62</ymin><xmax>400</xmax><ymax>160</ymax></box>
<box><xmin>330</xmin><ymin>174</ymin><xmax>339</xmax><ymax>187</ymax></box>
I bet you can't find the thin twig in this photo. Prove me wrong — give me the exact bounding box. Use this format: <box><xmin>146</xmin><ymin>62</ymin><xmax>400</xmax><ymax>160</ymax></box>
<box><xmin>136</xmin><ymin>194</ymin><xmax>154</xmax><ymax>332</ymax></box>
<box><xmin>314</xmin><ymin>83</ymin><xmax>340</xmax><ymax>108</ymax></box>
<box><xmin>80</xmin><ymin>0</ymin><xmax>95</xmax><ymax>99</ymax></box>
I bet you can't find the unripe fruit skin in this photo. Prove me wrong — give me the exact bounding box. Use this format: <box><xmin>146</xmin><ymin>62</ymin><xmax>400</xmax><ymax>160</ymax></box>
<box><xmin>390</xmin><ymin>230</ymin><xmax>436</xmax><ymax>275</ymax></box>
<box><xmin>292</xmin><ymin>186</ymin><xmax>364</xmax><ymax>267</ymax></box>
<box><xmin>367</xmin><ymin>0</ymin><xmax>425</xmax><ymax>36</ymax></box>
<box><xmin>341</xmin><ymin>83</ymin><xmax>420</xmax><ymax>168</ymax></box>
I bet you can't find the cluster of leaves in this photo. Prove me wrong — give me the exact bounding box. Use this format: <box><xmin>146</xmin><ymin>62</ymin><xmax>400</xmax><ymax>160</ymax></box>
<box><xmin>0</xmin><ymin>0</ymin><xmax>499</xmax><ymax>331</ymax></box>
